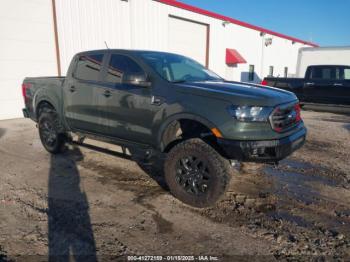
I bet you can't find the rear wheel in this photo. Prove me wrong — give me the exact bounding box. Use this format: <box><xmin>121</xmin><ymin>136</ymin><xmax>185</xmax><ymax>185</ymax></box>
<box><xmin>38</xmin><ymin>110</ymin><xmax>66</xmax><ymax>154</ymax></box>
<box><xmin>164</xmin><ymin>138</ymin><xmax>231</xmax><ymax>208</ymax></box>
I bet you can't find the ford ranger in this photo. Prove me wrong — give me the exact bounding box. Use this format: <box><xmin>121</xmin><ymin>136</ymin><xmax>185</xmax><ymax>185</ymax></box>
<box><xmin>22</xmin><ymin>49</ymin><xmax>306</xmax><ymax>207</ymax></box>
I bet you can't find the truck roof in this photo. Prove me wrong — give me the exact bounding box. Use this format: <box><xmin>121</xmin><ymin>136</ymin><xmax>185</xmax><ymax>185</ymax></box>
<box><xmin>306</xmin><ymin>65</ymin><xmax>350</xmax><ymax>68</ymax></box>
<box><xmin>76</xmin><ymin>49</ymin><xmax>179</xmax><ymax>57</ymax></box>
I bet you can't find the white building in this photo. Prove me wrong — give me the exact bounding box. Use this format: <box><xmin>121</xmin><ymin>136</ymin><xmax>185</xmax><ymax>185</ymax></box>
<box><xmin>0</xmin><ymin>0</ymin><xmax>317</xmax><ymax>120</ymax></box>
<box><xmin>296</xmin><ymin>46</ymin><xmax>350</xmax><ymax>77</ymax></box>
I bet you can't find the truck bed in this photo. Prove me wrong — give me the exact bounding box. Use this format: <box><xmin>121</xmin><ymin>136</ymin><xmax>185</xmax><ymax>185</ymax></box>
<box><xmin>23</xmin><ymin>76</ymin><xmax>66</xmax><ymax>121</ymax></box>
<box><xmin>263</xmin><ymin>77</ymin><xmax>304</xmax><ymax>92</ymax></box>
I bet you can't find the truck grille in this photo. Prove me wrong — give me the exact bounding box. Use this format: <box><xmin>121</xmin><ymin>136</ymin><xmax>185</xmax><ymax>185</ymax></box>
<box><xmin>270</xmin><ymin>102</ymin><xmax>301</xmax><ymax>132</ymax></box>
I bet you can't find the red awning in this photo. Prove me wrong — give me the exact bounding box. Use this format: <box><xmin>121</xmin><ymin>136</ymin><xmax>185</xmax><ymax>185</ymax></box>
<box><xmin>226</xmin><ymin>49</ymin><xmax>246</xmax><ymax>65</ymax></box>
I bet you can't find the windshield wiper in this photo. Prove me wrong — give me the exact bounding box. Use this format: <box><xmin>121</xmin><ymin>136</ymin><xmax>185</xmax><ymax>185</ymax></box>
<box><xmin>204</xmin><ymin>78</ymin><xmax>224</xmax><ymax>82</ymax></box>
<box><xmin>171</xmin><ymin>78</ymin><xmax>223</xmax><ymax>83</ymax></box>
<box><xmin>171</xmin><ymin>80</ymin><xmax>188</xmax><ymax>84</ymax></box>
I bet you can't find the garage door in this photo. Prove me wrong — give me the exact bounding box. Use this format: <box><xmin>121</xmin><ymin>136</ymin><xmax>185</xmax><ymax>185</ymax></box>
<box><xmin>0</xmin><ymin>0</ymin><xmax>57</xmax><ymax>120</ymax></box>
<box><xmin>168</xmin><ymin>15</ymin><xmax>209</xmax><ymax>67</ymax></box>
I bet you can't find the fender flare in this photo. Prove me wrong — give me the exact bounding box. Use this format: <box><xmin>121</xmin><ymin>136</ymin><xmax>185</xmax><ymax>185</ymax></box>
<box><xmin>157</xmin><ymin>113</ymin><xmax>217</xmax><ymax>152</ymax></box>
<box><xmin>34</xmin><ymin>95</ymin><xmax>58</xmax><ymax>119</ymax></box>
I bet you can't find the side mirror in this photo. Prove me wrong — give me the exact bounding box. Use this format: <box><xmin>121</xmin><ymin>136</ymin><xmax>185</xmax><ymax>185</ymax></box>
<box><xmin>123</xmin><ymin>73</ymin><xmax>151</xmax><ymax>87</ymax></box>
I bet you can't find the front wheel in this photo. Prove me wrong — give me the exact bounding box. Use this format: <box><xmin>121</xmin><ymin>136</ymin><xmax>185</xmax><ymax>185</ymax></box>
<box><xmin>38</xmin><ymin>111</ymin><xmax>66</xmax><ymax>154</ymax></box>
<box><xmin>164</xmin><ymin>138</ymin><xmax>231</xmax><ymax>208</ymax></box>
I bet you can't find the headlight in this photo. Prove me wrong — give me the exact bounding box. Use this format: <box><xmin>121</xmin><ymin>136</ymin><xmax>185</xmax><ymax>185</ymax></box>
<box><xmin>227</xmin><ymin>105</ymin><xmax>273</xmax><ymax>122</ymax></box>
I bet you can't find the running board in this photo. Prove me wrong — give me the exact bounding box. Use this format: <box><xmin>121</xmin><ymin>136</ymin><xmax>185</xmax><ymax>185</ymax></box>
<box><xmin>68</xmin><ymin>132</ymin><xmax>163</xmax><ymax>162</ymax></box>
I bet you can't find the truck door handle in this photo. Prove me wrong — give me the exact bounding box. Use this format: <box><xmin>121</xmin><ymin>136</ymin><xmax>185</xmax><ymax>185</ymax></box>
<box><xmin>305</xmin><ymin>82</ymin><xmax>315</xmax><ymax>86</ymax></box>
<box><xmin>151</xmin><ymin>96</ymin><xmax>165</xmax><ymax>106</ymax></box>
<box><xmin>69</xmin><ymin>86</ymin><xmax>76</xmax><ymax>92</ymax></box>
<box><xmin>334</xmin><ymin>83</ymin><xmax>343</xmax><ymax>87</ymax></box>
<box><xmin>103</xmin><ymin>90</ymin><xmax>111</xmax><ymax>98</ymax></box>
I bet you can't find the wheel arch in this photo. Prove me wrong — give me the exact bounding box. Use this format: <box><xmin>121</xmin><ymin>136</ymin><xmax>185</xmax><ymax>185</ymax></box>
<box><xmin>158</xmin><ymin>113</ymin><xmax>219</xmax><ymax>153</ymax></box>
<box><xmin>35</xmin><ymin>100</ymin><xmax>56</xmax><ymax>119</ymax></box>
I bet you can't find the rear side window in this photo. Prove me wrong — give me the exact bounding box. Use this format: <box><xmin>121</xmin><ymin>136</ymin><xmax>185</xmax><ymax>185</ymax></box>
<box><xmin>337</xmin><ymin>67</ymin><xmax>350</xmax><ymax>80</ymax></box>
<box><xmin>74</xmin><ymin>54</ymin><xmax>104</xmax><ymax>81</ymax></box>
<box><xmin>309</xmin><ymin>67</ymin><xmax>334</xmax><ymax>80</ymax></box>
<box><xmin>105</xmin><ymin>54</ymin><xmax>144</xmax><ymax>83</ymax></box>
<box><xmin>344</xmin><ymin>68</ymin><xmax>350</xmax><ymax>80</ymax></box>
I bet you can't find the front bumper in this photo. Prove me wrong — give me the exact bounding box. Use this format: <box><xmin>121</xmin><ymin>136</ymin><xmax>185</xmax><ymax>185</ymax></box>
<box><xmin>217</xmin><ymin>127</ymin><xmax>306</xmax><ymax>163</ymax></box>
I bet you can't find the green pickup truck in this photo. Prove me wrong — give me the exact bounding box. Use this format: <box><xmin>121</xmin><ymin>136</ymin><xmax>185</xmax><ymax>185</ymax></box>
<box><xmin>22</xmin><ymin>49</ymin><xmax>306</xmax><ymax>207</ymax></box>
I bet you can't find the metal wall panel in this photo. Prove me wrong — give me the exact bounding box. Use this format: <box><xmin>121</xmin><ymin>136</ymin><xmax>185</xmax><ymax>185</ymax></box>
<box><xmin>0</xmin><ymin>0</ymin><xmax>57</xmax><ymax>120</ymax></box>
<box><xmin>55</xmin><ymin>0</ymin><xmax>132</xmax><ymax>74</ymax></box>
<box><xmin>168</xmin><ymin>16</ymin><xmax>208</xmax><ymax>65</ymax></box>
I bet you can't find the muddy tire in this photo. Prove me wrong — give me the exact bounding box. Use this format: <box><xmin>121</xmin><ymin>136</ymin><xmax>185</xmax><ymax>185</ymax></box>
<box><xmin>38</xmin><ymin>110</ymin><xmax>66</xmax><ymax>154</ymax></box>
<box><xmin>164</xmin><ymin>138</ymin><xmax>231</xmax><ymax>208</ymax></box>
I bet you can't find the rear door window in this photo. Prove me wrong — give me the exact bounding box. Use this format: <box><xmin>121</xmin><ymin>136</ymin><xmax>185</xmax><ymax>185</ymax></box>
<box><xmin>105</xmin><ymin>54</ymin><xmax>144</xmax><ymax>84</ymax></box>
<box><xmin>310</xmin><ymin>67</ymin><xmax>335</xmax><ymax>80</ymax></box>
<box><xmin>74</xmin><ymin>54</ymin><xmax>104</xmax><ymax>81</ymax></box>
<box><xmin>343</xmin><ymin>68</ymin><xmax>350</xmax><ymax>80</ymax></box>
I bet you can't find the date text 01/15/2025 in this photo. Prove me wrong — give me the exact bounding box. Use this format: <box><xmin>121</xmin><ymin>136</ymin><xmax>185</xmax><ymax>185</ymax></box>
<box><xmin>127</xmin><ymin>255</ymin><xmax>219</xmax><ymax>261</ymax></box>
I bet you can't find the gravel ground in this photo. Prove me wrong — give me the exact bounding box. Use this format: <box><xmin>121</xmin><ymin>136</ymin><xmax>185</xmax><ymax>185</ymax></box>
<box><xmin>0</xmin><ymin>110</ymin><xmax>349</xmax><ymax>261</ymax></box>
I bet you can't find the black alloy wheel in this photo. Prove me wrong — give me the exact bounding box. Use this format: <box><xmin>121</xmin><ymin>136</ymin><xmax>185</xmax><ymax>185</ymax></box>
<box><xmin>38</xmin><ymin>111</ymin><xmax>66</xmax><ymax>154</ymax></box>
<box><xmin>175</xmin><ymin>156</ymin><xmax>211</xmax><ymax>196</ymax></box>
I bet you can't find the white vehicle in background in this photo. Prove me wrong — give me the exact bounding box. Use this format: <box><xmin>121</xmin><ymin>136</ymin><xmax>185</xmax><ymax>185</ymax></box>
<box><xmin>296</xmin><ymin>46</ymin><xmax>350</xmax><ymax>77</ymax></box>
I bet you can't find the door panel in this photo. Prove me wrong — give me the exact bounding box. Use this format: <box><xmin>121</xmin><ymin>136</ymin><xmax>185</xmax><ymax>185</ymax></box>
<box><xmin>336</xmin><ymin>67</ymin><xmax>350</xmax><ymax>105</ymax></box>
<box><xmin>343</xmin><ymin>80</ymin><xmax>350</xmax><ymax>105</ymax></box>
<box><xmin>95</xmin><ymin>83</ymin><xmax>154</xmax><ymax>143</ymax></box>
<box><xmin>64</xmin><ymin>53</ymin><xmax>106</xmax><ymax>133</ymax></box>
<box><xmin>303</xmin><ymin>80</ymin><xmax>334</xmax><ymax>104</ymax></box>
<box><xmin>329</xmin><ymin>81</ymin><xmax>350</xmax><ymax>105</ymax></box>
<box><xmin>97</xmin><ymin>53</ymin><xmax>157</xmax><ymax>144</ymax></box>
<box><xmin>64</xmin><ymin>80</ymin><xmax>101</xmax><ymax>133</ymax></box>
<box><xmin>303</xmin><ymin>66</ymin><xmax>336</xmax><ymax>104</ymax></box>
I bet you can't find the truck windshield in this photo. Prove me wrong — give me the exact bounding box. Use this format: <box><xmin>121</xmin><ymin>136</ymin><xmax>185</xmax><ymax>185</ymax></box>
<box><xmin>140</xmin><ymin>52</ymin><xmax>223</xmax><ymax>83</ymax></box>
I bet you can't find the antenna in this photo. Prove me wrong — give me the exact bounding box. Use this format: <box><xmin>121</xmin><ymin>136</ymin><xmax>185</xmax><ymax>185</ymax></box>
<box><xmin>104</xmin><ymin>41</ymin><xmax>109</xmax><ymax>49</ymax></box>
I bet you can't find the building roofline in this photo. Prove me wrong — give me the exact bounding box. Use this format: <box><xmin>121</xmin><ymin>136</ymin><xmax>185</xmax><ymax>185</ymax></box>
<box><xmin>156</xmin><ymin>0</ymin><xmax>319</xmax><ymax>47</ymax></box>
<box><xmin>299</xmin><ymin>46</ymin><xmax>350</xmax><ymax>51</ymax></box>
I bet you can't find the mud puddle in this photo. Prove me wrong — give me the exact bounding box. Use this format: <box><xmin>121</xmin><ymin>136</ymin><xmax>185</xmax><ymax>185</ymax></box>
<box><xmin>264</xmin><ymin>161</ymin><xmax>337</xmax><ymax>205</ymax></box>
<box><xmin>192</xmin><ymin>157</ymin><xmax>350</xmax><ymax>256</ymax></box>
<box><xmin>264</xmin><ymin>160</ymin><xmax>350</xmax><ymax>233</ymax></box>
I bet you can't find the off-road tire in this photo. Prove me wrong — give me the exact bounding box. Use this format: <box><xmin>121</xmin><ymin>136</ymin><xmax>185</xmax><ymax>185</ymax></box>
<box><xmin>38</xmin><ymin>109</ymin><xmax>66</xmax><ymax>154</ymax></box>
<box><xmin>164</xmin><ymin>138</ymin><xmax>231</xmax><ymax>208</ymax></box>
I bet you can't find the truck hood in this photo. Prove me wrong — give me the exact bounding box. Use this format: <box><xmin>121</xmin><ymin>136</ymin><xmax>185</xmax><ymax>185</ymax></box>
<box><xmin>176</xmin><ymin>81</ymin><xmax>297</xmax><ymax>106</ymax></box>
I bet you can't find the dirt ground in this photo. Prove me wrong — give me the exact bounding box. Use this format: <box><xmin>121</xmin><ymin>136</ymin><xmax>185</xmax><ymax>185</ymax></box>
<box><xmin>0</xmin><ymin>110</ymin><xmax>349</xmax><ymax>261</ymax></box>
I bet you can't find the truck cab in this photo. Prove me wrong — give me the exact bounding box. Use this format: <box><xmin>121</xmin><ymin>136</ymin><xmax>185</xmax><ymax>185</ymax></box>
<box><xmin>262</xmin><ymin>65</ymin><xmax>350</xmax><ymax>108</ymax></box>
<box><xmin>302</xmin><ymin>65</ymin><xmax>350</xmax><ymax>105</ymax></box>
<box><xmin>63</xmin><ymin>50</ymin><xmax>157</xmax><ymax>146</ymax></box>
